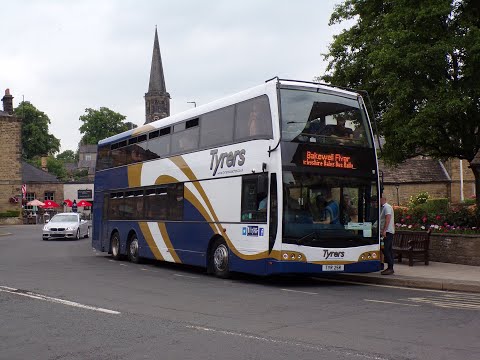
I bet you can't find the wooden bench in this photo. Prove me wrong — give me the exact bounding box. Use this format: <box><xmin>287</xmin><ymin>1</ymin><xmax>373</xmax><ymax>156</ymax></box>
<box><xmin>393</xmin><ymin>230</ymin><xmax>431</xmax><ymax>266</ymax></box>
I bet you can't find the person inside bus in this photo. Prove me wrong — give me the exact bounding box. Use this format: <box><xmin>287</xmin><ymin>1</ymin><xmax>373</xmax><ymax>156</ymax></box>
<box><xmin>315</xmin><ymin>189</ymin><xmax>340</xmax><ymax>224</ymax></box>
<box><xmin>313</xmin><ymin>195</ymin><xmax>327</xmax><ymax>223</ymax></box>
<box><xmin>258</xmin><ymin>196</ymin><xmax>268</xmax><ymax>211</ymax></box>
<box><xmin>332</xmin><ymin>116</ymin><xmax>353</xmax><ymax>139</ymax></box>
<box><xmin>248</xmin><ymin>102</ymin><xmax>261</xmax><ymax>136</ymax></box>
<box><xmin>342</xmin><ymin>193</ymin><xmax>358</xmax><ymax>223</ymax></box>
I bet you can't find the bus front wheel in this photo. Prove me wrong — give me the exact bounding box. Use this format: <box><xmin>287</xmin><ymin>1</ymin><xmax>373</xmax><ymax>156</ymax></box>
<box><xmin>111</xmin><ymin>232</ymin><xmax>122</xmax><ymax>260</ymax></box>
<box><xmin>210</xmin><ymin>239</ymin><xmax>230</xmax><ymax>278</ymax></box>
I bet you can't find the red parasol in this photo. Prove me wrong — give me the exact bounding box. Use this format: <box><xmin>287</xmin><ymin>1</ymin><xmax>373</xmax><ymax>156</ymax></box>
<box><xmin>76</xmin><ymin>200</ymin><xmax>92</xmax><ymax>207</ymax></box>
<box><xmin>42</xmin><ymin>200</ymin><xmax>60</xmax><ymax>208</ymax></box>
<box><xmin>63</xmin><ymin>199</ymin><xmax>73</xmax><ymax>207</ymax></box>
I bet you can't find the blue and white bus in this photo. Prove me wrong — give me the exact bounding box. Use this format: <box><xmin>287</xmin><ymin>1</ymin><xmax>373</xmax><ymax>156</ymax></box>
<box><xmin>92</xmin><ymin>78</ymin><xmax>381</xmax><ymax>277</ymax></box>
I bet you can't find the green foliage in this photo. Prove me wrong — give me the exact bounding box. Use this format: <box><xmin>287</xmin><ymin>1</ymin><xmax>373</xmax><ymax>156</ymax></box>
<box><xmin>0</xmin><ymin>210</ymin><xmax>20</xmax><ymax>218</ymax></box>
<box><xmin>14</xmin><ymin>101</ymin><xmax>61</xmax><ymax>159</ymax></box>
<box><xmin>72</xmin><ymin>169</ymin><xmax>89</xmax><ymax>180</ymax></box>
<box><xmin>408</xmin><ymin>191</ymin><xmax>430</xmax><ymax>208</ymax></box>
<box><xmin>321</xmin><ymin>0</ymin><xmax>480</xmax><ymax>202</ymax></box>
<box><xmin>79</xmin><ymin>107</ymin><xmax>129</xmax><ymax>145</ymax></box>
<box><xmin>415</xmin><ymin>198</ymin><xmax>449</xmax><ymax>215</ymax></box>
<box><xmin>29</xmin><ymin>156</ymin><xmax>67</xmax><ymax>181</ymax></box>
<box><xmin>56</xmin><ymin>150</ymin><xmax>77</xmax><ymax>163</ymax></box>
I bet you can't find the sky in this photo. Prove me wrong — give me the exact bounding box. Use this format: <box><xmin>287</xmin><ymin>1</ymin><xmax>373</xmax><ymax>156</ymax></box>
<box><xmin>1</xmin><ymin>0</ymin><xmax>348</xmax><ymax>152</ymax></box>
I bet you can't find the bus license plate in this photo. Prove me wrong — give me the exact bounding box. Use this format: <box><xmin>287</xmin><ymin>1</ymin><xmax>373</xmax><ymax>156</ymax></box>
<box><xmin>323</xmin><ymin>265</ymin><xmax>344</xmax><ymax>271</ymax></box>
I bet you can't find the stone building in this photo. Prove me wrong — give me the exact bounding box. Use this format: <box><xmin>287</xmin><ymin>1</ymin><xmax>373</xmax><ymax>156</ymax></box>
<box><xmin>380</xmin><ymin>158</ymin><xmax>452</xmax><ymax>206</ymax></box>
<box><xmin>77</xmin><ymin>144</ymin><xmax>97</xmax><ymax>180</ymax></box>
<box><xmin>444</xmin><ymin>158</ymin><xmax>476</xmax><ymax>203</ymax></box>
<box><xmin>22</xmin><ymin>161</ymin><xmax>63</xmax><ymax>214</ymax></box>
<box><xmin>144</xmin><ymin>28</ymin><xmax>170</xmax><ymax>124</ymax></box>
<box><xmin>0</xmin><ymin>89</ymin><xmax>22</xmax><ymax>220</ymax></box>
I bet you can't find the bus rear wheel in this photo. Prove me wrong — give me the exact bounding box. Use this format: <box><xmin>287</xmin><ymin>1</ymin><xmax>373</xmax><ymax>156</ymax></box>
<box><xmin>111</xmin><ymin>232</ymin><xmax>121</xmax><ymax>260</ymax></box>
<box><xmin>127</xmin><ymin>235</ymin><xmax>140</xmax><ymax>264</ymax></box>
<box><xmin>210</xmin><ymin>239</ymin><xmax>230</xmax><ymax>278</ymax></box>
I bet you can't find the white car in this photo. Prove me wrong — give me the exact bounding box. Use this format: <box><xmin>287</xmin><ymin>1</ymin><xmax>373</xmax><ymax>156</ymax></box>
<box><xmin>42</xmin><ymin>213</ymin><xmax>90</xmax><ymax>240</ymax></box>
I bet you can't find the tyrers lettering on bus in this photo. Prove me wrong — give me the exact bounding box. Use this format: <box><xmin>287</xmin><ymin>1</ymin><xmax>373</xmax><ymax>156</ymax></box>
<box><xmin>210</xmin><ymin>148</ymin><xmax>246</xmax><ymax>176</ymax></box>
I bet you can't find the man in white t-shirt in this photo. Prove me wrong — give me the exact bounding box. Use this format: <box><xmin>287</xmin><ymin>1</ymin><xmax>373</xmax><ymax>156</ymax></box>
<box><xmin>380</xmin><ymin>195</ymin><xmax>395</xmax><ymax>275</ymax></box>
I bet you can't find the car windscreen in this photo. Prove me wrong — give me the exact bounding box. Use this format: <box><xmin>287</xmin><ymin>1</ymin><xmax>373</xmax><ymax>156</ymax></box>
<box><xmin>51</xmin><ymin>215</ymin><xmax>78</xmax><ymax>223</ymax></box>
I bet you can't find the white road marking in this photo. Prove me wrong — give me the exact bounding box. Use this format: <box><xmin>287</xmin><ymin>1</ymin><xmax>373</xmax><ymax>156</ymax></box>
<box><xmin>119</xmin><ymin>263</ymin><xmax>127</xmax><ymax>267</ymax></box>
<box><xmin>186</xmin><ymin>325</ymin><xmax>388</xmax><ymax>360</ymax></box>
<box><xmin>408</xmin><ymin>296</ymin><xmax>480</xmax><ymax>310</ymax></box>
<box><xmin>318</xmin><ymin>277</ymin><xmax>472</xmax><ymax>294</ymax></box>
<box><xmin>0</xmin><ymin>286</ymin><xmax>120</xmax><ymax>315</ymax></box>
<box><xmin>173</xmin><ymin>274</ymin><xmax>198</xmax><ymax>279</ymax></box>
<box><xmin>281</xmin><ymin>289</ymin><xmax>318</xmax><ymax>295</ymax></box>
<box><xmin>364</xmin><ymin>299</ymin><xmax>420</xmax><ymax>307</ymax></box>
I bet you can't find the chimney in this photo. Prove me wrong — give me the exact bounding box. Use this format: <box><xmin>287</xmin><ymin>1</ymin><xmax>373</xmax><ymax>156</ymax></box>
<box><xmin>41</xmin><ymin>157</ymin><xmax>48</xmax><ymax>172</ymax></box>
<box><xmin>2</xmin><ymin>89</ymin><xmax>14</xmax><ymax>115</ymax></box>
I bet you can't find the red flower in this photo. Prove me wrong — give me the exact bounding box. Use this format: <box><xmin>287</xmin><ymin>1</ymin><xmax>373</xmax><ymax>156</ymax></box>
<box><xmin>436</xmin><ymin>215</ymin><xmax>441</xmax><ymax>220</ymax></box>
<box><xmin>422</xmin><ymin>216</ymin><xmax>427</xmax><ymax>223</ymax></box>
<box><xmin>406</xmin><ymin>215</ymin><xmax>411</xmax><ymax>220</ymax></box>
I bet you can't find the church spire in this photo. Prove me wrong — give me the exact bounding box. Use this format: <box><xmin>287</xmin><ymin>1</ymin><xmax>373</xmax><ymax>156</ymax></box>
<box><xmin>145</xmin><ymin>27</ymin><xmax>170</xmax><ymax>124</ymax></box>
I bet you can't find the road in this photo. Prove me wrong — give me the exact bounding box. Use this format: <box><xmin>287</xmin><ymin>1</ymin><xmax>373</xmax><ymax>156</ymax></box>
<box><xmin>1</xmin><ymin>224</ymin><xmax>479</xmax><ymax>360</ymax></box>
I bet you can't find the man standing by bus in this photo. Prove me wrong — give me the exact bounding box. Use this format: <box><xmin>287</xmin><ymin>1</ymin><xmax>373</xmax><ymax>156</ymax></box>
<box><xmin>380</xmin><ymin>195</ymin><xmax>395</xmax><ymax>275</ymax></box>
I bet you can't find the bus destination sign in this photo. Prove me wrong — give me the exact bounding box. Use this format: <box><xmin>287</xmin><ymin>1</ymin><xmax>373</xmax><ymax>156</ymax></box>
<box><xmin>303</xmin><ymin>151</ymin><xmax>355</xmax><ymax>169</ymax></box>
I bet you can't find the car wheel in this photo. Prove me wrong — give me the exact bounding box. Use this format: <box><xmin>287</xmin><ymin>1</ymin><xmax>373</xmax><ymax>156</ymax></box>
<box><xmin>127</xmin><ymin>235</ymin><xmax>140</xmax><ymax>264</ymax></box>
<box><xmin>210</xmin><ymin>238</ymin><xmax>230</xmax><ymax>278</ymax></box>
<box><xmin>75</xmin><ymin>229</ymin><xmax>80</xmax><ymax>240</ymax></box>
<box><xmin>111</xmin><ymin>232</ymin><xmax>121</xmax><ymax>260</ymax></box>
<box><xmin>84</xmin><ymin>227</ymin><xmax>90</xmax><ymax>238</ymax></box>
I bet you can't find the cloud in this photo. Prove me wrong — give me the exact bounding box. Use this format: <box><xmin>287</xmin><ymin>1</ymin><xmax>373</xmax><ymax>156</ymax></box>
<box><xmin>0</xmin><ymin>0</ymin><xmax>344</xmax><ymax>151</ymax></box>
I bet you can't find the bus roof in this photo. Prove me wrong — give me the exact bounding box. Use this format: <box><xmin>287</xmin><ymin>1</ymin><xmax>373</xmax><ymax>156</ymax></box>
<box><xmin>98</xmin><ymin>78</ymin><xmax>362</xmax><ymax>146</ymax></box>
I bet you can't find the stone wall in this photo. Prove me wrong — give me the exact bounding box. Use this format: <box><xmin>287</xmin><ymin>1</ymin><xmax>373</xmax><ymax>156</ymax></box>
<box><xmin>446</xmin><ymin>159</ymin><xmax>476</xmax><ymax>203</ymax></box>
<box><xmin>429</xmin><ymin>233</ymin><xmax>480</xmax><ymax>266</ymax></box>
<box><xmin>28</xmin><ymin>183</ymin><xmax>65</xmax><ymax>205</ymax></box>
<box><xmin>0</xmin><ymin>115</ymin><xmax>22</xmax><ymax>215</ymax></box>
<box><xmin>383</xmin><ymin>183</ymin><xmax>450</xmax><ymax>206</ymax></box>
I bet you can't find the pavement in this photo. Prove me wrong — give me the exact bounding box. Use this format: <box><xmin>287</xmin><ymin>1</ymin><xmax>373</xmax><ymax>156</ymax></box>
<box><xmin>327</xmin><ymin>261</ymin><xmax>480</xmax><ymax>293</ymax></box>
<box><xmin>1</xmin><ymin>225</ymin><xmax>479</xmax><ymax>293</ymax></box>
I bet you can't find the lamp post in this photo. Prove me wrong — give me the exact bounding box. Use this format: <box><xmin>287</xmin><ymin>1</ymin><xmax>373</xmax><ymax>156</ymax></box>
<box><xmin>187</xmin><ymin>101</ymin><xmax>196</xmax><ymax>108</ymax></box>
<box><xmin>395</xmin><ymin>183</ymin><xmax>400</xmax><ymax>206</ymax></box>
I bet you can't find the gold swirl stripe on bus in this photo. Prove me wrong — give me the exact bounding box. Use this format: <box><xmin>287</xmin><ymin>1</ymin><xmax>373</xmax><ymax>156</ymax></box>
<box><xmin>138</xmin><ymin>222</ymin><xmax>164</xmax><ymax>261</ymax></box>
<box><xmin>170</xmin><ymin>156</ymin><xmax>269</xmax><ymax>261</ymax></box>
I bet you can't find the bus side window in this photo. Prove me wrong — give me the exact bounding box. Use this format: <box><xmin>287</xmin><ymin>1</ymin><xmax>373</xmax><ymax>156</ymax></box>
<box><xmin>240</xmin><ymin>175</ymin><xmax>267</xmax><ymax>223</ymax></box>
<box><xmin>234</xmin><ymin>95</ymin><xmax>273</xmax><ymax>141</ymax></box>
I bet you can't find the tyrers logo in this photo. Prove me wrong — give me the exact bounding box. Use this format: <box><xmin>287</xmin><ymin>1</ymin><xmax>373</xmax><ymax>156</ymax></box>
<box><xmin>210</xmin><ymin>149</ymin><xmax>246</xmax><ymax>176</ymax></box>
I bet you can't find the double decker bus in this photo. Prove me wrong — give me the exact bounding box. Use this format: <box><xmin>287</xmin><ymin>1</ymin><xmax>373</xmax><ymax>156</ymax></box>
<box><xmin>92</xmin><ymin>78</ymin><xmax>381</xmax><ymax>277</ymax></box>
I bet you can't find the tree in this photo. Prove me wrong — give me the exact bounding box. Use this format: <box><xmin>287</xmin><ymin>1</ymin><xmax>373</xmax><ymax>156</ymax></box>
<box><xmin>56</xmin><ymin>150</ymin><xmax>77</xmax><ymax>163</ymax></box>
<box><xmin>79</xmin><ymin>107</ymin><xmax>132</xmax><ymax>145</ymax></box>
<box><xmin>321</xmin><ymin>0</ymin><xmax>480</xmax><ymax>204</ymax></box>
<box><xmin>14</xmin><ymin>101</ymin><xmax>61</xmax><ymax>159</ymax></box>
<box><xmin>30</xmin><ymin>156</ymin><xmax>67</xmax><ymax>181</ymax></box>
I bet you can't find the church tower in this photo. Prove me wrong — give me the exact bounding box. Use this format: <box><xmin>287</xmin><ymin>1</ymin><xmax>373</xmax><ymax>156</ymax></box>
<box><xmin>145</xmin><ymin>28</ymin><xmax>170</xmax><ymax>124</ymax></box>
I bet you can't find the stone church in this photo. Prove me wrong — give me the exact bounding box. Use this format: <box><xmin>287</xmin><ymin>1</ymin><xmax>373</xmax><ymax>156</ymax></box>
<box><xmin>144</xmin><ymin>28</ymin><xmax>170</xmax><ymax>124</ymax></box>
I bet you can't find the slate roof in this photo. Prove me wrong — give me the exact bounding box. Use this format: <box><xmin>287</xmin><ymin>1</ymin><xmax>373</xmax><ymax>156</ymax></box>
<box><xmin>379</xmin><ymin>158</ymin><xmax>451</xmax><ymax>184</ymax></box>
<box><xmin>22</xmin><ymin>161</ymin><xmax>60</xmax><ymax>183</ymax></box>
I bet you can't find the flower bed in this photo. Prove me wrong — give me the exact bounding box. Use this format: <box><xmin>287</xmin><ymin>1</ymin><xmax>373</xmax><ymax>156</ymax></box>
<box><xmin>394</xmin><ymin>203</ymin><xmax>480</xmax><ymax>235</ymax></box>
